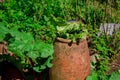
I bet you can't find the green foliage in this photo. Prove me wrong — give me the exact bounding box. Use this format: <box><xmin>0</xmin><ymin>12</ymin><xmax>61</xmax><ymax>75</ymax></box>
<box><xmin>85</xmin><ymin>1</ymin><xmax>120</xmax><ymax>75</ymax></box>
<box><xmin>109</xmin><ymin>71</ymin><xmax>120</xmax><ymax>80</ymax></box>
<box><xmin>89</xmin><ymin>29</ymin><xmax>120</xmax><ymax>74</ymax></box>
<box><xmin>57</xmin><ymin>21</ymin><xmax>87</xmax><ymax>42</ymax></box>
<box><xmin>86</xmin><ymin>70</ymin><xmax>120</xmax><ymax>80</ymax></box>
<box><xmin>0</xmin><ymin>0</ymin><xmax>120</xmax><ymax>78</ymax></box>
<box><xmin>0</xmin><ymin>0</ymin><xmax>60</xmax><ymax>43</ymax></box>
<box><xmin>0</xmin><ymin>22</ymin><xmax>53</xmax><ymax>73</ymax></box>
<box><xmin>86</xmin><ymin>72</ymin><xmax>98</xmax><ymax>80</ymax></box>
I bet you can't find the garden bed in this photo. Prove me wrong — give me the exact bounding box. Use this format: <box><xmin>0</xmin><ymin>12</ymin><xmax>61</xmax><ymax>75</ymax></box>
<box><xmin>107</xmin><ymin>52</ymin><xmax>120</xmax><ymax>74</ymax></box>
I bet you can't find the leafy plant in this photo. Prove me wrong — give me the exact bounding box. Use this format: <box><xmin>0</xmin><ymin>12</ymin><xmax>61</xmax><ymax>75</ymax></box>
<box><xmin>109</xmin><ymin>71</ymin><xmax>120</xmax><ymax>80</ymax></box>
<box><xmin>56</xmin><ymin>21</ymin><xmax>88</xmax><ymax>42</ymax></box>
<box><xmin>86</xmin><ymin>71</ymin><xmax>98</xmax><ymax>80</ymax></box>
<box><xmin>0</xmin><ymin>22</ymin><xmax>53</xmax><ymax>73</ymax></box>
<box><xmin>86</xmin><ymin>70</ymin><xmax>120</xmax><ymax>80</ymax></box>
<box><xmin>1</xmin><ymin>0</ymin><xmax>120</xmax><ymax>79</ymax></box>
<box><xmin>89</xmin><ymin>25</ymin><xmax>120</xmax><ymax>74</ymax></box>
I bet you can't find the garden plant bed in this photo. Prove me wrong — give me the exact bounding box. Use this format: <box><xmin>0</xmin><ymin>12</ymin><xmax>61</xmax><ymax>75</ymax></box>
<box><xmin>0</xmin><ymin>0</ymin><xmax>120</xmax><ymax>80</ymax></box>
<box><xmin>89</xmin><ymin>47</ymin><xmax>120</xmax><ymax>73</ymax></box>
<box><xmin>107</xmin><ymin>52</ymin><xmax>120</xmax><ymax>74</ymax></box>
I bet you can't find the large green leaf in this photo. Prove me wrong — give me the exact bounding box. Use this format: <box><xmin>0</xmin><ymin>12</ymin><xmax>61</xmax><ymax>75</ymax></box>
<box><xmin>86</xmin><ymin>72</ymin><xmax>98</xmax><ymax>80</ymax></box>
<box><xmin>0</xmin><ymin>22</ymin><xmax>54</xmax><ymax>73</ymax></box>
<box><xmin>0</xmin><ymin>22</ymin><xmax>10</xmax><ymax>41</ymax></box>
<box><xmin>34</xmin><ymin>41</ymin><xmax>53</xmax><ymax>58</ymax></box>
<box><xmin>10</xmin><ymin>30</ymin><xmax>34</xmax><ymax>43</ymax></box>
<box><xmin>109</xmin><ymin>72</ymin><xmax>120</xmax><ymax>80</ymax></box>
<box><xmin>40</xmin><ymin>44</ymin><xmax>53</xmax><ymax>58</ymax></box>
<box><xmin>27</xmin><ymin>51</ymin><xmax>39</xmax><ymax>60</ymax></box>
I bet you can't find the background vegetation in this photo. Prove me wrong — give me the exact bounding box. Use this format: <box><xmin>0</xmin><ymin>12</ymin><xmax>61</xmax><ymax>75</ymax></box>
<box><xmin>0</xmin><ymin>0</ymin><xmax>120</xmax><ymax>79</ymax></box>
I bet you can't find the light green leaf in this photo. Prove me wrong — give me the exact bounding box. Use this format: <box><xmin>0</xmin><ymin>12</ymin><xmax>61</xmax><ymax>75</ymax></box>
<box><xmin>33</xmin><ymin>66</ymin><xmax>41</xmax><ymax>73</ymax></box>
<box><xmin>109</xmin><ymin>72</ymin><xmax>120</xmax><ymax>80</ymax></box>
<box><xmin>47</xmin><ymin>62</ymin><xmax>53</xmax><ymax>68</ymax></box>
<box><xmin>44</xmin><ymin>16</ymin><xmax>49</xmax><ymax>21</ymax></box>
<box><xmin>86</xmin><ymin>72</ymin><xmax>98</xmax><ymax>80</ymax></box>
<box><xmin>0</xmin><ymin>22</ymin><xmax>10</xmax><ymax>41</ymax></box>
<box><xmin>27</xmin><ymin>51</ymin><xmax>39</xmax><ymax>60</ymax></box>
<box><xmin>40</xmin><ymin>65</ymin><xmax>46</xmax><ymax>70</ymax></box>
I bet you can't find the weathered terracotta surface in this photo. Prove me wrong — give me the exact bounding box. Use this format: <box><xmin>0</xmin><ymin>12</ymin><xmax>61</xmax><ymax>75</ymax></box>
<box><xmin>0</xmin><ymin>0</ymin><xmax>4</xmax><ymax>2</ymax></box>
<box><xmin>49</xmin><ymin>38</ymin><xmax>90</xmax><ymax>80</ymax></box>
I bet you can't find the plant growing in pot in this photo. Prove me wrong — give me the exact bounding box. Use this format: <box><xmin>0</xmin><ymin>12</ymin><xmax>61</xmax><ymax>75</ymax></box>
<box><xmin>49</xmin><ymin>21</ymin><xmax>90</xmax><ymax>80</ymax></box>
<box><xmin>56</xmin><ymin>21</ymin><xmax>88</xmax><ymax>43</ymax></box>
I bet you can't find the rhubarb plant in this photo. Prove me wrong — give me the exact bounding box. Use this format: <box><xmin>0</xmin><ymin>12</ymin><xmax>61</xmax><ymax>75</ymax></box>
<box><xmin>0</xmin><ymin>22</ymin><xmax>53</xmax><ymax>73</ymax></box>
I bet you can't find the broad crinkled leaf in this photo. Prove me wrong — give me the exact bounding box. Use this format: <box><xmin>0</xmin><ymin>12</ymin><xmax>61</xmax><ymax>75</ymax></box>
<box><xmin>33</xmin><ymin>65</ymin><xmax>46</xmax><ymax>73</ymax></box>
<box><xmin>27</xmin><ymin>51</ymin><xmax>39</xmax><ymax>60</ymax></box>
<box><xmin>10</xmin><ymin>30</ymin><xmax>34</xmax><ymax>43</ymax></box>
<box><xmin>0</xmin><ymin>22</ymin><xmax>10</xmax><ymax>41</ymax></box>
<box><xmin>46</xmin><ymin>57</ymin><xmax>53</xmax><ymax>68</ymax></box>
<box><xmin>86</xmin><ymin>72</ymin><xmax>98</xmax><ymax>80</ymax></box>
<box><xmin>40</xmin><ymin>65</ymin><xmax>46</xmax><ymax>70</ymax></box>
<box><xmin>109</xmin><ymin>72</ymin><xmax>120</xmax><ymax>80</ymax></box>
<box><xmin>33</xmin><ymin>66</ymin><xmax>41</xmax><ymax>73</ymax></box>
<box><xmin>40</xmin><ymin>44</ymin><xmax>53</xmax><ymax>58</ymax></box>
<box><xmin>34</xmin><ymin>41</ymin><xmax>53</xmax><ymax>58</ymax></box>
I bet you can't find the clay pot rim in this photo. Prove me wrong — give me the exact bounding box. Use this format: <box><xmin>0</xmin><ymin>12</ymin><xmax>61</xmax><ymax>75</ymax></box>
<box><xmin>56</xmin><ymin>37</ymin><xmax>86</xmax><ymax>44</ymax></box>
